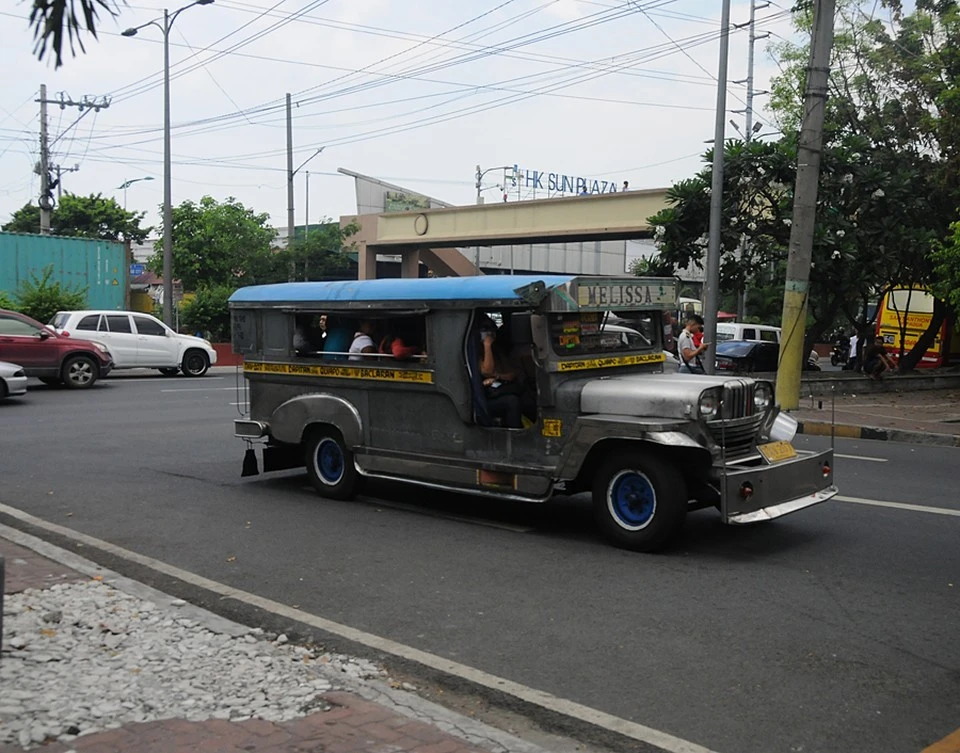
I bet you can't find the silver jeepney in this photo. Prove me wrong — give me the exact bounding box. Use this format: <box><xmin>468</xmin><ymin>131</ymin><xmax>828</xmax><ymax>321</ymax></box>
<box><xmin>230</xmin><ymin>275</ymin><xmax>837</xmax><ymax>551</ymax></box>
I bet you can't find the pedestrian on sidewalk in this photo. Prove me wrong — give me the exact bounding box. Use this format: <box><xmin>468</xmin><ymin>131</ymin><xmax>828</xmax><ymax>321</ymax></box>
<box><xmin>678</xmin><ymin>314</ymin><xmax>709</xmax><ymax>374</ymax></box>
<box><xmin>847</xmin><ymin>330</ymin><xmax>859</xmax><ymax>371</ymax></box>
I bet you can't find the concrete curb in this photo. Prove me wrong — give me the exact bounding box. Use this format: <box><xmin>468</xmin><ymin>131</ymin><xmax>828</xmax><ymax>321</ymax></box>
<box><xmin>797</xmin><ymin>420</ymin><xmax>960</xmax><ymax>448</ymax></box>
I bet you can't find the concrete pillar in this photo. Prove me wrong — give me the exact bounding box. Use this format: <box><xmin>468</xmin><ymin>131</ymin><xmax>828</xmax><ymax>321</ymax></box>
<box><xmin>401</xmin><ymin>248</ymin><xmax>421</xmax><ymax>278</ymax></box>
<box><xmin>357</xmin><ymin>241</ymin><xmax>377</xmax><ymax>280</ymax></box>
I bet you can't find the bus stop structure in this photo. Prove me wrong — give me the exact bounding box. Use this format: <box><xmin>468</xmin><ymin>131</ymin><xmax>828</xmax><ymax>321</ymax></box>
<box><xmin>340</xmin><ymin>187</ymin><xmax>670</xmax><ymax>279</ymax></box>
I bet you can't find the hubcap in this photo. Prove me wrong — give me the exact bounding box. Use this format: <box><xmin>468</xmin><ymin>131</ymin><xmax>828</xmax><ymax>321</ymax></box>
<box><xmin>68</xmin><ymin>360</ymin><xmax>93</xmax><ymax>385</ymax></box>
<box><xmin>315</xmin><ymin>438</ymin><xmax>345</xmax><ymax>485</ymax></box>
<box><xmin>185</xmin><ymin>354</ymin><xmax>205</xmax><ymax>374</ymax></box>
<box><xmin>607</xmin><ymin>469</ymin><xmax>657</xmax><ymax>531</ymax></box>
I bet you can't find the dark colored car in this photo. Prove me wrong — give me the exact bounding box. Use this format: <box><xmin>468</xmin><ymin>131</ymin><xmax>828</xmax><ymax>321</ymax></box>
<box><xmin>715</xmin><ymin>340</ymin><xmax>820</xmax><ymax>374</ymax></box>
<box><xmin>0</xmin><ymin>309</ymin><xmax>114</xmax><ymax>389</ymax></box>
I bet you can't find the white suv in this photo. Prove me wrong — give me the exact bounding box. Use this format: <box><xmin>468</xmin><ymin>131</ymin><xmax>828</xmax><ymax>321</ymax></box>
<box><xmin>50</xmin><ymin>311</ymin><xmax>217</xmax><ymax>377</ymax></box>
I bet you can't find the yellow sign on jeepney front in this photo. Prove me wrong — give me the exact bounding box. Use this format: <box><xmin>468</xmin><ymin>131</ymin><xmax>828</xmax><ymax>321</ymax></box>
<box><xmin>575</xmin><ymin>280</ymin><xmax>677</xmax><ymax>310</ymax></box>
<box><xmin>556</xmin><ymin>352</ymin><xmax>666</xmax><ymax>372</ymax></box>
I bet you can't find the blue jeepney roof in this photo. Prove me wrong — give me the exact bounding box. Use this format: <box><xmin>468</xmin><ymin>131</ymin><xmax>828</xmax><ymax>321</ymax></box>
<box><xmin>229</xmin><ymin>275</ymin><xmax>576</xmax><ymax>307</ymax></box>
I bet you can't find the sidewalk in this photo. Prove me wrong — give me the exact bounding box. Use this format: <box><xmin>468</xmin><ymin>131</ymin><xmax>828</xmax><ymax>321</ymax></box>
<box><xmin>788</xmin><ymin>386</ymin><xmax>960</xmax><ymax>447</ymax></box>
<box><xmin>0</xmin><ymin>533</ymin><xmax>566</xmax><ymax>753</ymax></box>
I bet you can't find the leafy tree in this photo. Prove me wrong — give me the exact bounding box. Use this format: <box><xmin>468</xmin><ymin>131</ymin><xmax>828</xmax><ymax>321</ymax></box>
<box><xmin>3</xmin><ymin>193</ymin><xmax>150</xmax><ymax>243</ymax></box>
<box><xmin>150</xmin><ymin>196</ymin><xmax>276</xmax><ymax>290</ymax></box>
<box><xmin>29</xmin><ymin>0</ymin><xmax>123</xmax><ymax>68</ymax></box>
<box><xmin>179</xmin><ymin>284</ymin><xmax>235</xmax><ymax>342</ymax></box>
<box><xmin>0</xmin><ymin>291</ymin><xmax>15</xmax><ymax>310</ymax></box>
<box><xmin>932</xmin><ymin>221</ymin><xmax>960</xmax><ymax>311</ymax></box>
<box><xmin>10</xmin><ymin>265</ymin><xmax>87</xmax><ymax>324</ymax></box>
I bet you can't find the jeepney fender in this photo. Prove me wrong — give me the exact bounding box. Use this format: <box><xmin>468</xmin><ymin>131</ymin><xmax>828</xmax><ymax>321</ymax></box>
<box><xmin>269</xmin><ymin>393</ymin><xmax>363</xmax><ymax>447</ymax></box>
<box><xmin>556</xmin><ymin>414</ymin><xmax>711</xmax><ymax>480</ymax></box>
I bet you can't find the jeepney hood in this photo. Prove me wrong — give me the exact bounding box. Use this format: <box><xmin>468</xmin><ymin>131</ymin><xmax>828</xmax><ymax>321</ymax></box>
<box><xmin>578</xmin><ymin>373</ymin><xmax>744</xmax><ymax>419</ymax></box>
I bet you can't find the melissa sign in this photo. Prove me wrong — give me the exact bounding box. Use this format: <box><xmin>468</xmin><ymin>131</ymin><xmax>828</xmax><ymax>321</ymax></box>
<box><xmin>513</xmin><ymin>164</ymin><xmax>622</xmax><ymax>195</ymax></box>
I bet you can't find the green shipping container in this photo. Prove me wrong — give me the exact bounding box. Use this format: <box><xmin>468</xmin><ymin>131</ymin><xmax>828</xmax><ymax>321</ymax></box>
<box><xmin>0</xmin><ymin>231</ymin><xmax>127</xmax><ymax>310</ymax></box>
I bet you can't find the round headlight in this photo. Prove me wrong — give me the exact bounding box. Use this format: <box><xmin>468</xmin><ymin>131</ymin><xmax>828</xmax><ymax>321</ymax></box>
<box><xmin>754</xmin><ymin>382</ymin><xmax>773</xmax><ymax>411</ymax></box>
<box><xmin>699</xmin><ymin>389</ymin><xmax>720</xmax><ymax>420</ymax></box>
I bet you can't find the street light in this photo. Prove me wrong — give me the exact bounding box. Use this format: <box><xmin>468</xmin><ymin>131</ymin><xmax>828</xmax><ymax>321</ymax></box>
<box><xmin>122</xmin><ymin>0</ymin><xmax>215</xmax><ymax>327</ymax></box>
<box><xmin>474</xmin><ymin>164</ymin><xmax>515</xmax><ymax>273</ymax></box>
<box><xmin>117</xmin><ymin>176</ymin><xmax>154</xmax><ymax>210</ymax></box>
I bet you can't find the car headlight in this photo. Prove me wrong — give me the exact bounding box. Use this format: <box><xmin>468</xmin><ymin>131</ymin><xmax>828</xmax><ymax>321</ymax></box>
<box><xmin>203</xmin><ymin>339</ymin><xmax>214</xmax><ymax>349</ymax></box>
<box><xmin>754</xmin><ymin>382</ymin><xmax>773</xmax><ymax>412</ymax></box>
<box><xmin>698</xmin><ymin>389</ymin><xmax>721</xmax><ymax>420</ymax></box>
<box><xmin>92</xmin><ymin>341</ymin><xmax>111</xmax><ymax>354</ymax></box>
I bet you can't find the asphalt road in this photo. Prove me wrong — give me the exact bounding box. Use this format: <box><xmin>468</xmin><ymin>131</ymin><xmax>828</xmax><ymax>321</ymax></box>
<box><xmin>1</xmin><ymin>371</ymin><xmax>958</xmax><ymax>753</ymax></box>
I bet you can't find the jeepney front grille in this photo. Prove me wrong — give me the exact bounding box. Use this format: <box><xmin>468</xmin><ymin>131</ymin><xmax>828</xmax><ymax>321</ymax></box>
<box><xmin>707</xmin><ymin>382</ymin><xmax>762</xmax><ymax>458</ymax></box>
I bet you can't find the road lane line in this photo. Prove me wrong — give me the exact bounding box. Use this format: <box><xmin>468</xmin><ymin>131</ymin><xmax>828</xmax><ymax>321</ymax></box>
<box><xmin>161</xmin><ymin>387</ymin><xmax>239</xmax><ymax>393</ymax></box>
<box><xmin>834</xmin><ymin>454</ymin><xmax>888</xmax><ymax>462</ymax></box>
<box><xmin>836</xmin><ymin>495</ymin><xmax>960</xmax><ymax>518</ymax></box>
<box><xmin>0</xmin><ymin>501</ymin><xmax>719</xmax><ymax>753</ymax></box>
<box><xmin>921</xmin><ymin>726</ymin><xmax>960</xmax><ymax>753</ymax></box>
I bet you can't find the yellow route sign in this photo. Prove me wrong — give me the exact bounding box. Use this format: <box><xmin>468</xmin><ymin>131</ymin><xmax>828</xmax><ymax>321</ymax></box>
<box><xmin>244</xmin><ymin>360</ymin><xmax>434</xmax><ymax>384</ymax></box>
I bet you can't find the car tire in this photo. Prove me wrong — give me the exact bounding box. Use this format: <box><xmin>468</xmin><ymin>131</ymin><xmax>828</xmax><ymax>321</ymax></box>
<box><xmin>592</xmin><ymin>450</ymin><xmax>687</xmax><ymax>552</ymax></box>
<box><xmin>61</xmin><ymin>355</ymin><xmax>99</xmax><ymax>389</ymax></box>
<box><xmin>180</xmin><ymin>350</ymin><xmax>209</xmax><ymax>377</ymax></box>
<box><xmin>159</xmin><ymin>367</ymin><xmax>180</xmax><ymax>376</ymax></box>
<box><xmin>304</xmin><ymin>428</ymin><xmax>359</xmax><ymax>501</ymax></box>
<box><xmin>0</xmin><ymin>380</ymin><xmax>7</xmax><ymax>400</ymax></box>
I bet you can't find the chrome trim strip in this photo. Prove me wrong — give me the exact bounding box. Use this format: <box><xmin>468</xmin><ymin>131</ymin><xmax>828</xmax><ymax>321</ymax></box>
<box><xmin>354</xmin><ymin>466</ymin><xmax>553</xmax><ymax>504</ymax></box>
<box><xmin>725</xmin><ymin>485</ymin><xmax>838</xmax><ymax>525</ymax></box>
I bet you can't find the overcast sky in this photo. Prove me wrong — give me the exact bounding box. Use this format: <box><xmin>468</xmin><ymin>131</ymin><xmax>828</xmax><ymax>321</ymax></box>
<box><xmin>0</xmin><ymin>0</ymin><xmax>798</xmax><ymax>236</ymax></box>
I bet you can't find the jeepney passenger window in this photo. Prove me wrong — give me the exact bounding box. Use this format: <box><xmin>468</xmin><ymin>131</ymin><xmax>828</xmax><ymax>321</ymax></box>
<box><xmin>262</xmin><ymin>312</ymin><xmax>288</xmax><ymax>357</ymax></box>
<box><xmin>231</xmin><ymin>311</ymin><xmax>256</xmax><ymax>355</ymax></box>
<box><xmin>548</xmin><ymin>311</ymin><xmax>656</xmax><ymax>357</ymax></box>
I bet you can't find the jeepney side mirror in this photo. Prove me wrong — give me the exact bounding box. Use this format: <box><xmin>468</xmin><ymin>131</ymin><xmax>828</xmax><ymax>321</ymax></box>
<box><xmin>509</xmin><ymin>312</ymin><xmax>533</xmax><ymax>346</ymax></box>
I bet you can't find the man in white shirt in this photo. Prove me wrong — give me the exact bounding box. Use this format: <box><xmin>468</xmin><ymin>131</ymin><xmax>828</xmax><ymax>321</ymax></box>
<box><xmin>677</xmin><ymin>315</ymin><xmax>709</xmax><ymax>374</ymax></box>
<box><xmin>348</xmin><ymin>320</ymin><xmax>377</xmax><ymax>361</ymax></box>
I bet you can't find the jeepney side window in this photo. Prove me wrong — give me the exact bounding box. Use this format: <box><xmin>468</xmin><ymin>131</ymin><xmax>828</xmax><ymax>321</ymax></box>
<box><xmin>262</xmin><ymin>312</ymin><xmax>288</xmax><ymax>358</ymax></box>
<box><xmin>231</xmin><ymin>310</ymin><xmax>256</xmax><ymax>355</ymax></box>
<box><xmin>548</xmin><ymin>311</ymin><xmax>656</xmax><ymax>356</ymax></box>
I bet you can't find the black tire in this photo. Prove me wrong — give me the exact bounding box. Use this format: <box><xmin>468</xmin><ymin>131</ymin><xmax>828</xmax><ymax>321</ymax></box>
<box><xmin>304</xmin><ymin>428</ymin><xmax>359</xmax><ymax>501</ymax></box>
<box><xmin>592</xmin><ymin>450</ymin><xmax>687</xmax><ymax>552</ymax></box>
<box><xmin>39</xmin><ymin>377</ymin><xmax>61</xmax><ymax>387</ymax></box>
<box><xmin>0</xmin><ymin>380</ymin><xmax>7</xmax><ymax>400</ymax></box>
<box><xmin>61</xmin><ymin>355</ymin><xmax>99</xmax><ymax>389</ymax></box>
<box><xmin>830</xmin><ymin>354</ymin><xmax>840</xmax><ymax>366</ymax></box>
<box><xmin>181</xmin><ymin>350</ymin><xmax>209</xmax><ymax>377</ymax></box>
<box><xmin>159</xmin><ymin>367</ymin><xmax>180</xmax><ymax>377</ymax></box>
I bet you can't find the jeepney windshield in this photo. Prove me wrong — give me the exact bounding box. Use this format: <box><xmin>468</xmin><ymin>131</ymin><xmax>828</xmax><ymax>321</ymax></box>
<box><xmin>548</xmin><ymin>311</ymin><xmax>658</xmax><ymax>357</ymax></box>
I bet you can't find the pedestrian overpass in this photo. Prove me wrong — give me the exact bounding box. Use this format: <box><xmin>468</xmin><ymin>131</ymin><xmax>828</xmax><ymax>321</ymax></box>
<box><xmin>340</xmin><ymin>187</ymin><xmax>670</xmax><ymax>279</ymax></box>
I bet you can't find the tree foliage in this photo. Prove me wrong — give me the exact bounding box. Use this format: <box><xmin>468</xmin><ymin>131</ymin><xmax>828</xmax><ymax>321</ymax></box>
<box><xmin>931</xmin><ymin>221</ymin><xmax>960</xmax><ymax>311</ymax></box>
<box><xmin>28</xmin><ymin>0</ymin><xmax>122</xmax><ymax>68</ymax></box>
<box><xmin>8</xmin><ymin>265</ymin><xmax>88</xmax><ymax>324</ymax></box>
<box><xmin>2</xmin><ymin>193</ymin><xmax>150</xmax><ymax>243</ymax></box>
<box><xmin>179</xmin><ymin>284</ymin><xmax>235</xmax><ymax>342</ymax></box>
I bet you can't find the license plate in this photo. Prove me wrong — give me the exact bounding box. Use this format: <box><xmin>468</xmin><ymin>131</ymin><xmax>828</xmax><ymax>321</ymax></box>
<box><xmin>758</xmin><ymin>440</ymin><xmax>797</xmax><ymax>463</ymax></box>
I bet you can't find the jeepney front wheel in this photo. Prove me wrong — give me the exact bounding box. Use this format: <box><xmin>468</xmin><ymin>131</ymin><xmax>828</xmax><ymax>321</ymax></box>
<box><xmin>305</xmin><ymin>428</ymin><xmax>359</xmax><ymax>500</ymax></box>
<box><xmin>593</xmin><ymin>452</ymin><xmax>686</xmax><ymax>552</ymax></box>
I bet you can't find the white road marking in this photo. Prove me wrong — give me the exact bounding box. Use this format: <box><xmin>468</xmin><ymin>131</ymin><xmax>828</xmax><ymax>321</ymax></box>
<box><xmin>834</xmin><ymin>454</ymin><xmax>888</xmax><ymax>463</ymax></box>
<box><xmin>161</xmin><ymin>387</ymin><xmax>239</xmax><ymax>393</ymax></box>
<box><xmin>229</xmin><ymin>402</ymin><xmax>248</xmax><ymax>407</ymax></box>
<box><xmin>0</xmin><ymin>502</ymin><xmax>719</xmax><ymax>753</ymax></box>
<box><xmin>836</xmin><ymin>495</ymin><xmax>960</xmax><ymax>517</ymax></box>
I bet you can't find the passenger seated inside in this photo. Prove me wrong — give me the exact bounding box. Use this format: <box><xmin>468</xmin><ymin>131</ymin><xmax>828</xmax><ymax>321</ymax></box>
<box><xmin>293</xmin><ymin>314</ymin><xmax>324</xmax><ymax>356</ymax></box>
<box><xmin>379</xmin><ymin>318</ymin><xmax>425</xmax><ymax>362</ymax></box>
<box><xmin>322</xmin><ymin>315</ymin><xmax>353</xmax><ymax>362</ymax></box>
<box><xmin>349</xmin><ymin>320</ymin><xmax>378</xmax><ymax>361</ymax></box>
<box><xmin>474</xmin><ymin>313</ymin><xmax>529</xmax><ymax>429</ymax></box>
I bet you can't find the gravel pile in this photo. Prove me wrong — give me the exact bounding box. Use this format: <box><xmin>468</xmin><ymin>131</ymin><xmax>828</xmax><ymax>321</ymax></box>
<box><xmin>0</xmin><ymin>579</ymin><xmax>386</xmax><ymax>749</ymax></box>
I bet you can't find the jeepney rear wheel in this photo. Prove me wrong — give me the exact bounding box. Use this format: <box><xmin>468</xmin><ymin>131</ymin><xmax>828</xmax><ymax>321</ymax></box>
<box><xmin>593</xmin><ymin>452</ymin><xmax>687</xmax><ymax>552</ymax></box>
<box><xmin>304</xmin><ymin>428</ymin><xmax>359</xmax><ymax>500</ymax></box>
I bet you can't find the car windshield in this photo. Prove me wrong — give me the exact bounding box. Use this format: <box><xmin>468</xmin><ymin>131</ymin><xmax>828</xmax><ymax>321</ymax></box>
<box><xmin>50</xmin><ymin>313</ymin><xmax>70</xmax><ymax>329</ymax></box>
<box><xmin>716</xmin><ymin>341</ymin><xmax>757</xmax><ymax>357</ymax></box>
<box><xmin>548</xmin><ymin>311</ymin><xmax>656</xmax><ymax>357</ymax></box>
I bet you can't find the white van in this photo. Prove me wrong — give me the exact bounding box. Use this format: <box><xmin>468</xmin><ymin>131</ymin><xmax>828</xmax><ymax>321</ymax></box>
<box><xmin>716</xmin><ymin>323</ymin><xmax>781</xmax><ymax>344</ymax></box>
<box><xmin>51</xmin><ymin>310</ymin><xmax>218</xmax><ymax>376</ymax></box>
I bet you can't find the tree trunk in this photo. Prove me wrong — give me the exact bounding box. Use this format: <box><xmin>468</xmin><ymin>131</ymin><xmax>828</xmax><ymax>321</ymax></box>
<box><xmin>897</xmin><ymin>296</ymin><xmax>947</xmax><ymax>373</ymax></box>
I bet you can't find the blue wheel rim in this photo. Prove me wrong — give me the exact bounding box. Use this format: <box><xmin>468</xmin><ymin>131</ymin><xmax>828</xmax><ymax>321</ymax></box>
<box><xmin>607</xmin><ymin>470</ymin><xmax>656</xmax><ymax>531</ymax></box>
<box><xmin>315</xmin><ymin>438</ymin><xmax>345</xmax><ymax>485</ymax></box>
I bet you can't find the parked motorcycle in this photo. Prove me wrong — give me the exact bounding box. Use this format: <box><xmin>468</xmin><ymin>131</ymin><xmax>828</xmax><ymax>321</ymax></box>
<box><xmin>830</xmin><ymin>336</ymin><xmax>850</xmax><ymax>367</ymax></box>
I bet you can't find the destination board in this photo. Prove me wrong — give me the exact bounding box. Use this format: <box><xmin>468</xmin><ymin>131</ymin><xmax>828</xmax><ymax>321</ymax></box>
<box><xmin>574</xmin><ymin>280</ymin><xmax>677</xmax><ymax>310</ymax></box>
<box><xmin>244</xmin><ymin>361</ymin><xmax>434</xmax><ymax>384</ymax></box>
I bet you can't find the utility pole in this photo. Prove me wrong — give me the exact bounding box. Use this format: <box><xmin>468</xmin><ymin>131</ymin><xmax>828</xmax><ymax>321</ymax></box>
<box><xmin>776</xmin><ymin>0</ymin><xmax>836</xmax><ymax>410</ymax></box>
<box><xmin>35</xmin><ymin>87</ymin><xmax>111</xmax><ymax>234</ymax></box>
<box><xmin>286</xmin><ymin>92</ymin><xmax>295</xmax><ymax>276</ymax></box>
<box><xmin>732</xmin><ymin>0</ymin><xmax>770</xmax><ymax>320</ymax></box>
<box><xmin>701</xmin><ymin>0</ymin><xmax>732</xmax><ymax>374</ymax></box>
<box><xmin>51</xmin><ymin>164</ymin><xmax>80</xmax><ymax>199</ymax></box>
<box><xmin>38</xmin><ymin>85</ymin><xmax>50</xmax><ymax>233</ymax></box>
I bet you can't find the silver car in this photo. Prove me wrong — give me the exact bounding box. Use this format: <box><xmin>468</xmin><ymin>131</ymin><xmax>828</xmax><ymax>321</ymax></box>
<box><xmin>0</xmin><ymin>361</ymin><xmax>28</xmax><ymax>400</ymax></box>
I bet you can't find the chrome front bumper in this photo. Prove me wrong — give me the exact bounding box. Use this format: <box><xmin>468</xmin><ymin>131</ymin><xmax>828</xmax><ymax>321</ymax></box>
<box><xmin>719</xmin><ymin>448</ymin><xmax>836</xmax><ymax>524</ymax></box>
